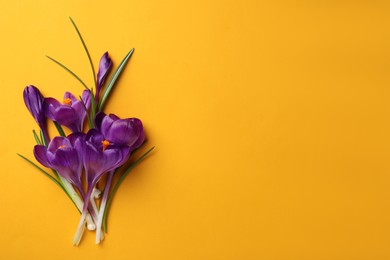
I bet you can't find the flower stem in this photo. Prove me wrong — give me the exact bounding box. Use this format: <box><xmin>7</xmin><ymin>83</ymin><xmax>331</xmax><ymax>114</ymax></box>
<box><xmin>90</xmin><ymin>190</ymin><xmax>99</xmax><ymax>219</ymax></box>
<box><xmin>40</xmin><ymin>127</ymin><xmax>49</xmax><ymax>146</ymax></box>
<box><xmin>73</xmin><ymin>181</ymin><xmax>96</xmax><ymax>230</ymax></box>
<box><xmin>73</xmin><ymin>211</ymin><xmax>87</xmax><ymax>246</ymax></box>
<box><xmin>72</xmin><ymin>188</ymin><xmax>93</xmax><ymax>246</ymax></box>
<box><xmin>96</xmin><ymin>171</ymin><xmax>114</xmax><ymax>243</ymax></box>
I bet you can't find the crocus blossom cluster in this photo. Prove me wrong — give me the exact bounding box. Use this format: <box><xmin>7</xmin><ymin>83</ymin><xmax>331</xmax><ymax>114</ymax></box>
<box><xmin>20</xmin><ymin>19</ymin><xmax>152</xmax><ymax>245</ymax></box>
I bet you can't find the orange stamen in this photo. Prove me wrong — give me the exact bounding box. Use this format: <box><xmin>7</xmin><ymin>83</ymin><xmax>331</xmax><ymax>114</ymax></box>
<box><xmin>102</xmin><ymin>140</ymin><xmax>110</xmax><ymax>151</ymax></box>
<box><xmin>58</xmin><ymin>145</ymin><xmax>66</xmax><ymax>149</ymax></box>
<box><xmin>63</xmin><ymin>98</ymin><xmax>72</xmax><ymax>106</ymax></box>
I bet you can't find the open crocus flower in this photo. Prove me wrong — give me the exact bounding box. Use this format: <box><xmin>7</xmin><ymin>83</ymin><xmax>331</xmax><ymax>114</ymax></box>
<box><xmin>33</xmin><ymin>135</ymin><xmax>84</xmax><ymax>192</ymax></box>
<box><xmin>34</xmin><ymin>133</ymin><xmax>98</xmax><ymax>232</ymax></box>
<box><xmin>44</xmin><ymin>90</ymin><xmax>91</xmax><ymax>133</ymax></box>
<box><xmin>23</xmin><ymin>85</ymin><xmax>49</xmax><ymax>143</ymax></box>
<box><xmin>95</xmin><ymin>112</ymin><xmax>145</xmax><ymax>150</ymax></box>
<box><xmin>83</xmin><ymin>129</ymin><xmax>130</xmax><ymax>185</ymax></box>
<box><xmin>88</xmin><ymin>115</ymin><xmax>144</xmax><ymax>243</ymax></box>
<box><xmin>73</xmin><ymin>129</ymin><xmax>130</xmax><ymax>245</ymax></box>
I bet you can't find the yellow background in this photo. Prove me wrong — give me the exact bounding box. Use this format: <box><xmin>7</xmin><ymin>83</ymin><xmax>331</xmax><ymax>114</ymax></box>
<box><xmin>1</xmin><ymin>0</ymin><xmax>390</xmax><ymax>259</ymax></box>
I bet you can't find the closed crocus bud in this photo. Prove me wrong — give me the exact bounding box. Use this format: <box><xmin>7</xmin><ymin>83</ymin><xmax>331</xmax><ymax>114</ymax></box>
<box><xmin>95</xmin><ymin>52</ymin><xmax>112</xmax><ymax>100</ymax></box>
<box><xmin>23</xmin><ymin>85</ymin><xmax>49</xmax><ymax>142</ymax></box>
<box><xmin>95</xmin><ymin>112</ymin><xmax>145</xmax><ymax>151</ymax></box>
<box><xmin>23</xmin><ymin>85</ymin><xmax>46</xmax><ymax>126</ymax></box>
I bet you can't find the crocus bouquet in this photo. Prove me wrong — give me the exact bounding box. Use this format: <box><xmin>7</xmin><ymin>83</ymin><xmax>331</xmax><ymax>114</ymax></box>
<box><xmin>18</xmin><ymin>18</ymin><xmax>154</xmax><ymax>245</ymax></box>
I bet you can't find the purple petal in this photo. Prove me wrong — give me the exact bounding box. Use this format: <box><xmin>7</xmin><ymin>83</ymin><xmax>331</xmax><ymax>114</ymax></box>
<box><xmin>51</xmin><ymin>147</ymin><xmax>81</xmax><ymax>184</ymax></box>
<box><xmin>81</xmin><ymin>90</ymin><xmax>91</xmax><ymax>109</ymax></box>
<box><xmin>52</xmin><ymin>106</ymin><xmax>80</xmax><ymax>132</ymax></box>
<box><xmin>96</xmin><ymin>52</ymin><xmax>112</xmax><ymax>91</ymax></box>
<box><xmin>130</xmin><ymin>118</ymin><xmax>145</xmax><ymax>149</ymax></box>
<box><xmin>44</xmin><ymin>92</ymin><xmax>89</xmax><ymax>133</ymax></box>
<box><xmin>111</xmin><ymin>145</ymin><xmax>131</xmax><ymax>168</ymax></box>
<box><xmin>47</xmin><ymin>136</ymin><xmax>71</xmax><ymax>153</ymax></box>
<box><xmin>100</xmin><ymin>114</ymin><xmax>115</xmax><ymax>135</ymax></box>
<box><xmin>67</xmin><ymin>132</ymin><xmax>85</xmax><ymax>145</ymax></box>
<box><xmin>108</xmin><ymin>113</ymin><xmax>120</xmax><ymax>120</ymax></box>
<box><xmin>63</xmin><ymin>92</ymin><xmax>78</xmax><ymax>103</ymax></box>
<box><xmin>84</xmin><ymin>141</ymin><xmax>130</xmax><ymax>184</ymax></box>
<box><xmin>96</xmin><ymin>113</ymin><xmax>145</xmax><ymax>148</ymax></box>
<box><xmin>71</xmin><ymin>100</ymin><xmax>85</xmax><ymax>120</ymax></box>
<box><xmin>44</xmin><ymin>98</ymin><xmax>61</xmax><ymax>120</ymax></box>
<box><xmin>24</xmin><ymin>86</ymin><xmax>46</xmax><ymax>126</ymax></box>
<box><xmin>107</xmin><ymin>120</ymin><xmax>135</xmax><ymax>146</ymax></box>
<box><xmin>106</xmin><ymin>118</ymin><xmax>144</xmax><ymax>147</ymax></box>
<box><xmin>97</xmin><ymin>146</ymin><xmax>130</xmax><ymax>181</ymax></box>
<box><xmin>71</xmin><ymin>90</ymin><xmax>92</xmax><ymax>131</ymax></box>
<box><xmin>68</xmin><ymin>133</ymin><xmax>85</xmax><ymax>172</ymax></box>
<box><xmin>85</xmin><ymin>129</ymin><xmax>104</xmax><ymax>146</ymax></box>
<box><xmin>33</xmin><ymin>145</ymin><xmax>51</xmax><ymax>168</ymax></box>
<box><xmin>84</xmin><ymin>141</ymin><xmax>103</xmax><ymax>181</ymax></box>
<box><xmin>94</xmin><ymin>112</ymin><xmax>106</xmax><ymax>131</ymax></box>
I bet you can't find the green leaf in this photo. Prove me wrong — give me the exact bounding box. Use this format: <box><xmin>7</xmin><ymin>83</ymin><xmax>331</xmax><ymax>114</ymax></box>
<box><xmin>46</xmin><ymin>55</ymin><xmax>88</xmax><ymax>89</ymax></box>
<box><xmin>79</xmin><ymin>95</ymin><xmax>93</xmax><ymax>129</ymax></box>
<box><xmin>46</xmin><ymin>55</ymin><xmax>89</xmax><ymax>90</ymax></box>
<box><xmin>17</xmin><ymin>153</ymin><xmax>81</xmax><ymax>213</ymax></box>
<box><xmin>32</xmin><ymin>130</ymin><xmax>42</xmax><ymax>145</ymax></box>
<box><xmin>54</xmin><ymin>122</ymin><xmax>66</xmax><ymax>137</ymax></box>
<box><xmin>103</xmin><ymin>146</ymin><xmax>155</xmax><ymax>232</ymax></box>
<box><xmin>40</xmin><ymin>129</ymin><xmax>47</xmax><ymax>146</ymax></box>
<box><xmin>99</xmin><ymin>48</ymin><xmax>135</xmax><ymax>111</ymax></box>
<box><xmin>89</xmin><ymin>88</ymin><xmax>96</xmax><ymax>127</ymax></box>
<box><xmin>17</xmin><ymin>153</ymin><xmax>64</xmax><ymax>191</ymax></box>
<box><xmin>69</xmin><ymin>17</ymin><xmax>97</xmax><ymax>88</ymax></box>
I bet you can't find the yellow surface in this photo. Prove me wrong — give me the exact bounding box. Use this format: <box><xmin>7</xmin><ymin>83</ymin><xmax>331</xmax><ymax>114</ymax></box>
<box><xmin>1</xmin><ymin>0</ymin><xmax>390</xmax><ymax>259</ymax></box>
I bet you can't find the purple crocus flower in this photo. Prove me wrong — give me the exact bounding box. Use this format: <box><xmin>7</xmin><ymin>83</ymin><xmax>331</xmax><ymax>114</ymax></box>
<box><xmin>87</xmin><ymin>116</ymin><xmax>144</xmax><ymax>244</ymax></box>
<box><xmin>23</xmin><ymin>85</ymin><xmax>49</xmax><ymax>143</ymax></box>
<box><xmin>23</xmin><ymin>85</ymin><xmax>46</xmax><ymax>127</ymax></box>
<box><xmin>83</xmin><ymin>129</ymin><xmax>130</xmax><ymax>187</ymax></box>
<box><xmin>33</xmin><ymin>134</ymin><xmax>84</xmax><ymax>193</ymax></box>
<box><xmin>95</xmin><ymin>112</ymin><xmax>145</xmax><ymax>151</ymax></box>
<box><xmin>95</xmin><ymin>52</ymin><xmax>112</xmax><ymax>101</ymax></box>
<box><xmin>73</xmin><ymin>129</ymin><xmax>130</xmax><ymax>244</ymax></box>
<box><xmin>44</xmin><ymin>90</ymin><xmax>91</xmax><ymax>133</ymax></box>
